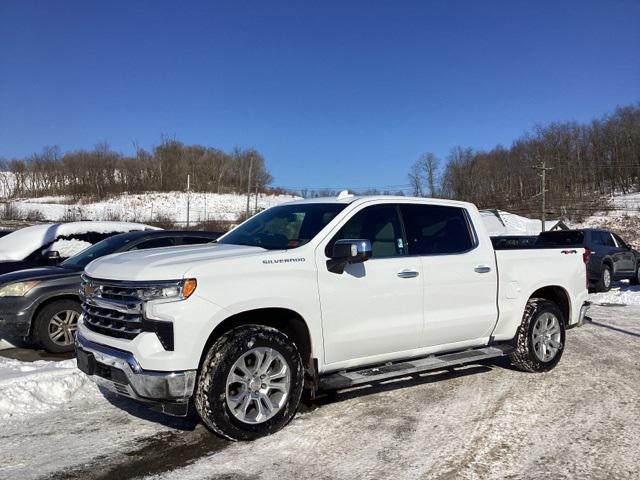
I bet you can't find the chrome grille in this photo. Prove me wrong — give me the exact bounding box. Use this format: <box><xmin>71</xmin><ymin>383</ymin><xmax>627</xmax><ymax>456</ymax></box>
<box><xmin>82</xmin><ymin>304</ymin><xmax>142</xmax><ymax>340</ymax></box>
<box><xmin>80</xmin><ymin>276</ymin><xmax>177</xmax><ymax>350</ymax></box>
<box><xmin>81</xmin><ymin>277</ymin><xmax>145</xmax><ymax>340</ymax></box>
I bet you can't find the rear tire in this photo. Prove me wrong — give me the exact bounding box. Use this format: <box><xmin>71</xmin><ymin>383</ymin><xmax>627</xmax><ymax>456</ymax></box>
<box><xmin>596</xmin><ymin>264</ymin><xmax>612</xmax><ymax>292</ymax></box>
<box><xmin>34</xmin><ymin>299</ymin><xmax>81</xmax><ymax>353</ymax></box>
<box><xmin>510</xmin><ymin>298</ymin><xmax>566</xmax><ymax>373</ymax></box>
<box><xmin>195</xmin><ymin>325</ymin><xmax>304</xmax><ymax>441</ymax></box>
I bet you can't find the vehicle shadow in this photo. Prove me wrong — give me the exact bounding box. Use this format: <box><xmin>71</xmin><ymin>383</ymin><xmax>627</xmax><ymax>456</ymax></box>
<box><xmin>584</xmin><ymin>317</ymin><xmax>640</xmax><ymax>338</ymax></box>
<box><xmin>99</xmin><ymin>387</ymin><xmax>199</xmax><ymax>431</ymax></box>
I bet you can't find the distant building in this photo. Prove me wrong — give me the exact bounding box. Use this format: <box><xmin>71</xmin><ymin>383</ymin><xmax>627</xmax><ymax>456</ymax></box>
<box><xmin>480</xmin><ymin>209</ymin><xmax>569</xmax><ymax>236</ymax></box>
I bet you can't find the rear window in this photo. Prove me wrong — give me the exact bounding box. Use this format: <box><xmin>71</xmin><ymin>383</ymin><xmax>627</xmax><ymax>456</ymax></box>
<box><xmin>535</xmin><ymin>231</ymin><xmax>585</xmax><ymax>247</ymax></box>
<box><xmin>401</xmin><ymin>204</ymin><xmax>475</xmax><ymax>255</ymax></box>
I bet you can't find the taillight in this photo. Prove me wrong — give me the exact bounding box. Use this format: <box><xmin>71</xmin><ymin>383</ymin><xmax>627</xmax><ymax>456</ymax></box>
<box><xmin>583</xmin><ymin>248</ymin><xmax>592</xmax><ymax>288</ymax></box>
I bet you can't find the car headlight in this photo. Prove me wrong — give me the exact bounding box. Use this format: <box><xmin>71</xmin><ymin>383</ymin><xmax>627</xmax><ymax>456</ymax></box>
<box><xmin>137</xmin><ymin>278</ymin><xmax>197</xmax><ymax>301</ymax></box>
<box><xmin>0</xmin><ymin>281</ymin><xmax>40</xmax><ymax>297</ymax></box>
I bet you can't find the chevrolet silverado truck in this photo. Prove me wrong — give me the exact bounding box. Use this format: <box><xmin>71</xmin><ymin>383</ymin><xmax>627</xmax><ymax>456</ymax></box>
<box><xmin>76</xmin><ymin>194</ymin><xmax>590</xmax><ymax>441</ymax></box>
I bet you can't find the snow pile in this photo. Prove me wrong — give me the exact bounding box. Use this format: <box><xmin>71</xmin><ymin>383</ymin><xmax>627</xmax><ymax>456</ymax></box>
<box><xmin>0</xmin><ymin>221</ymin><xmax>155</xmax><ymax>261</ymax></box>
<box><xmin>589</xmin><ymin>285</ymin><xmax>640</xmax><ymax>306</ymax></box>
<box><xmin>0</xmin><ymin>357</ymin><xmax>90</xmax><ymax>419</ymax></box>
<box><xmin>42</xmin><ymin>238</ymin><xmax>92</xmax><ymax>257</ymax></box>
<box><xmin>6</xmin><ymin>191</ymin><xmax>300</xmax><ymax>224</ymax></box>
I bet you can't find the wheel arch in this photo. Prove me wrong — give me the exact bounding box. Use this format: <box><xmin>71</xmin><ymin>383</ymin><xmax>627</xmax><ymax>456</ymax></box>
<box><xmin>528</xmin><ymin>286</ymin><xmax>571</xmax><ymax>325</ymax></box>
<box><xmin>28</xmin><ymin>294</ymin><xmax>81</xmax><ymax>337</ymax></box>
<box><xmin>199</xmin><ymin>307</ymin><xmax>315</xmax><ymax>379</ymax></box>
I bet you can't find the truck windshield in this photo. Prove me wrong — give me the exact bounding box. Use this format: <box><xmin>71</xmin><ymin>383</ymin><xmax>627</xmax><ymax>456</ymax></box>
<box><xmin>218</xmin><ymin>203</ymin><xmax>347</xmax><ymax>250</ymax></box>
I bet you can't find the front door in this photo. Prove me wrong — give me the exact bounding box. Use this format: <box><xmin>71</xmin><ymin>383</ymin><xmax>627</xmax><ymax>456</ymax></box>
<box><xmin>611</xmin><ymin>233</ymin><xmax>636</xmax><ymax>274</ymax></box>
<box><xmin>316</xmin><ymin>204</ymin><xmax>424</xmax><ymax>365</ymax></box>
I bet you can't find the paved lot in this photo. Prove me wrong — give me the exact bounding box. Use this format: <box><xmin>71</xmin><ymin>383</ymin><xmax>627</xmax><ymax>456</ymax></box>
<box><xmin>2</xmin><ymin>303</ymin><xmax>639</xmax><ymax>480</ymax></box>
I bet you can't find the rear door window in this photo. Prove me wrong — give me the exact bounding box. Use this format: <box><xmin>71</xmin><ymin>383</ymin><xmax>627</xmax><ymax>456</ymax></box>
<box><xmin>400</xmin><ymin>204</ymin><xmax>475</xmax><ymax>255</ymax></box>
<box><xmin>594</xmin><ymin>231</ymin><xmax>615</xmax><ymax>247</ymax></box>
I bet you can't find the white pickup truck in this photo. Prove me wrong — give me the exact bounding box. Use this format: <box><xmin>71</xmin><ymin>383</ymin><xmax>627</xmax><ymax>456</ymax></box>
<box><xmin>76</xmin><ymin>194</ymin><xmax>590</xmax><ymax>440</ymax></box>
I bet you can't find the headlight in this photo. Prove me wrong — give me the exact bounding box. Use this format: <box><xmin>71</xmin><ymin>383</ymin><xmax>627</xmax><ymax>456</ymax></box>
<box><xmin>136</xmin><ymin>278</ymin><xmax>197</xmax><ymax>301</ymax></box>
<box><xmin>0</xmin><ymin>281</ymin><xmax>40</xmax><ymax>297</ymax></box>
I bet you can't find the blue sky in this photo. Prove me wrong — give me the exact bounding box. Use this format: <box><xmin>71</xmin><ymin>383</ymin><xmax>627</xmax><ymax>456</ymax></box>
<box><xmin>0</xmin><ymin>1</ymin><xmax>638</xmax><ymax>190</ymax></box>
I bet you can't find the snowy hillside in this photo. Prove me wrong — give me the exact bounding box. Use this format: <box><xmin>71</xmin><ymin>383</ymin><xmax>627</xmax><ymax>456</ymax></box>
<box><xmin>3</xmin><ymin>191</ymin><xmax>300</xmax><ymax>224</ymax></box>
<box><xmin>574</xmin><ymin>191</ymin><xmax>640</xmax><ymax>246</ymax></box>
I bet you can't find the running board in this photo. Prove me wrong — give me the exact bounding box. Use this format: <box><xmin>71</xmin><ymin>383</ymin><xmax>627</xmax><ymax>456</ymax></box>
<box><xmin>318</xmin><ymin>345</ymin><xmax>513</xmax><ymax>390</ymax></box>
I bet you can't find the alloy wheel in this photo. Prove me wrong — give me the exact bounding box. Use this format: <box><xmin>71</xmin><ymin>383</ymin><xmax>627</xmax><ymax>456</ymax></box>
<box><xmin>225</xmin><ymin>347</ymin><xmax>291</xmax><ymax>424</ymax></box>
<box><xmin>532</xmin><ymin>312</ymin><xmax>562</xmax><ymax>362</ymax></box>
<box><xmin>48</xmin><ymin>310</ymin><xmax>80</xmax><ymax>346</ymax></box>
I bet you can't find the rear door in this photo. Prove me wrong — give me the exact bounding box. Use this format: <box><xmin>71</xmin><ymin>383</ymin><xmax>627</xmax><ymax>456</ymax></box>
<box><xmin>400</xmin><ymin>204</ymin><xmax>499</xmax><ymax>347</ymax></box>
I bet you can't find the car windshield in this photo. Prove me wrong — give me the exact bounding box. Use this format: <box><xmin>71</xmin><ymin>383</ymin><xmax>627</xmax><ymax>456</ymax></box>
<box><xmin>218</xmin><ymin>203</ymin><xmax>347</xmax><ymax>250</ymax></box>
<box><xmin>60</xmin><ymin>234</ymin><xmax>136</xmax><ymax>268</ymax></box>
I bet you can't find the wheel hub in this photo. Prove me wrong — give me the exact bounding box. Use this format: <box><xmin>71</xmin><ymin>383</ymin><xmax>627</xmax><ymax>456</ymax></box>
<box><xmin>225</xmin><ymin>347</ymin><xmax>291</xmax><ymax>424</ymax></box>
<box><xmin>48</xmin><ymin>310</ymin><xmax>80</xmax><ymax>346</ymax></box>
<box><xmin>532</xmin><ymin>312</ymin><xmax>562</xmax><ymax>362</ymax></box>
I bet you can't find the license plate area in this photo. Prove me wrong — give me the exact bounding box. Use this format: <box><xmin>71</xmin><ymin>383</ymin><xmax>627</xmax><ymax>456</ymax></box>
<box><xmin>76</xmin><ymin>349</ymin><xmax>96</xmax><ymax>376</ymax></box>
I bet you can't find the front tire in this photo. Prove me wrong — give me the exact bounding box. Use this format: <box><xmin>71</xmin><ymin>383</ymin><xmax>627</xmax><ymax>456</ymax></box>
<box><xmin>630</xmin><ymin>264</ymin><xmax>640</xmax><ymax>286</ymax></box>
<box><xmin>34</xmin><ymin>299</ymin><xmax>81</xmax><ymax>353</ymax></box>
<box><xmin>510</xmin><ymin>298</ymin><xmax>566</xmax><ymax>373</ymax></box>
<box><xmin>195</xmin><ymin>325</ymin><xmax>304</xmax><ymax>441</ymax></box>
<box><xmin>596</xmin><ymin>264</ymin><xmax>612</xmax><ymax>292</ymax></box>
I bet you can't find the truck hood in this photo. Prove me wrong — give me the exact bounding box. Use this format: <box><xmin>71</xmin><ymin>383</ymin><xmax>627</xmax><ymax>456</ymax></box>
<box><xmin>84</xmin><ymin>243</ymin><xmax>267</xmax><ymax>281</ymax></box>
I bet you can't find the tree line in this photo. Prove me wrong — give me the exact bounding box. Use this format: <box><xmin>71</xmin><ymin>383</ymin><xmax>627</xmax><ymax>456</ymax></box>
<box><xmin>408</xmin><ymin>104</ymin><xmax>640</xmax><ymax>219</ymax></box>
<box><xmin>0</xmin><ymin>139</ymin><xmax>273</xmax><ymax>200</ymax></box>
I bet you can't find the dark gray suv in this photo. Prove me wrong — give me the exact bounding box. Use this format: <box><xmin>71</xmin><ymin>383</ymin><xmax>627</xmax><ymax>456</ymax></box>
<box><xmin>536</xmin><ymin>229</ymin><xmax>640</xmax><ymax>292</ymax></box>
<box><xmin>0</xmin><ymin>230</ymin><xmax>220</xmax><ymax>353</ymax></box>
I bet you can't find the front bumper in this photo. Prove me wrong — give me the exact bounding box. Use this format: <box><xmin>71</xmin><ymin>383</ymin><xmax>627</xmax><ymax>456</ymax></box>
<box><xmin>0</xmin><ymin>297</ymin><xmax>34</xmax><ymax>342</ymax></box>
<box><xmin>75</xmin><ymin>333</ymin><xmax>197</xmax><ymax>416</ymax></box>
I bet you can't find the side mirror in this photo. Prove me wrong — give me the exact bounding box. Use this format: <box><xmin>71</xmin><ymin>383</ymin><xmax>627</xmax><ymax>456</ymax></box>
<box><xmin>327</xmin><ymin>239</ymin><xmax>371</xmax><ymax>274</ymax></box>
<box><xmin>46</xmin><ymin>250</ymin><xmax>61</xmax><ymax>264</ymax></box>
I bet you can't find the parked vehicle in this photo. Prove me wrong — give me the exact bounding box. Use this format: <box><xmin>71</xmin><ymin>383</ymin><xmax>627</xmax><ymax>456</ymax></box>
<box><xmin>536</xmin><ymin>229</ymin><xmax>640</xmax><ymax>292</ymax></box>
<box><xmin>491</xmin><ymin>235</ymin><xmax>538</xmax><ymax>249</ymax></box>
<box><xmin>76</xmin><ymin>194</ymin><xmax>590</xmax><ymax>440</ymax></box>
<box><xmin>0</xmin><ymin>221</ymin><xmax>156</xmax><ymax>275</ymax></box>
<box><xmin>0</xmin><ymin>230</ymin><xmax>219</xmax><ymax>352</ymax></box>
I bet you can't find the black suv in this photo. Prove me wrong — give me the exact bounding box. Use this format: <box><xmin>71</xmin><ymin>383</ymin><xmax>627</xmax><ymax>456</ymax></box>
<box><xmin>536</xmin><ymin>229</ymin><xmax>640</xmax><ymax>292</ymax></box>
<box><xmin>0</xmin><ymin>230</ymin><xmax>220</xmax><ymax>352</ymax></box>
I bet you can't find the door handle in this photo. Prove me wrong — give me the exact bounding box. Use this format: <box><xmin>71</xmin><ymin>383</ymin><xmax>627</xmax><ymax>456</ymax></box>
<box><xmin>397</xmin><ymin>269</ymin><xmax>419</xmax><ymax>279</ymax></box>
<box><xmin>474</xmin><ymin>265</ymin><xmax>492</xmax><ymax>274</ymax></box>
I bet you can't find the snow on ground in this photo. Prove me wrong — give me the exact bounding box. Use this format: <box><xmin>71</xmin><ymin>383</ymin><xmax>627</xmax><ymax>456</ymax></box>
<box><xmin>589</xmin><ymin>283</ymin><xmax>640</xmax><ymax>306</ymax></box>
<box><xmin>0</xmin><ymin>287</ymin><xmax>639</xmax><ymax>480</ymax></box>
<box><xmin>0</xmin><ymin>357</ymin><xmax>88</xmax><ymax>419</ymax></box>
<box><xmin>6</xmin><ymin>192</ymin><xmax>300</xmax><ymax>224</ymax></box>
<box><xmin>0</xmin><ymin>221</ymin><xmax>153</xmax><ymax>261</ymax></box>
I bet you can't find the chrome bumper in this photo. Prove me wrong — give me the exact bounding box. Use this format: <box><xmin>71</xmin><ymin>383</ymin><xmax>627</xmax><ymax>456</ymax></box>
<box><xmin>75</xmin><ymin>333</ymin><xmax>196</xmax><ymax>416</ymax></box>
<box><xmin>577</xmin><ymin>301</ymin><xmax>591</xmax><ymax>327</ymax></box>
